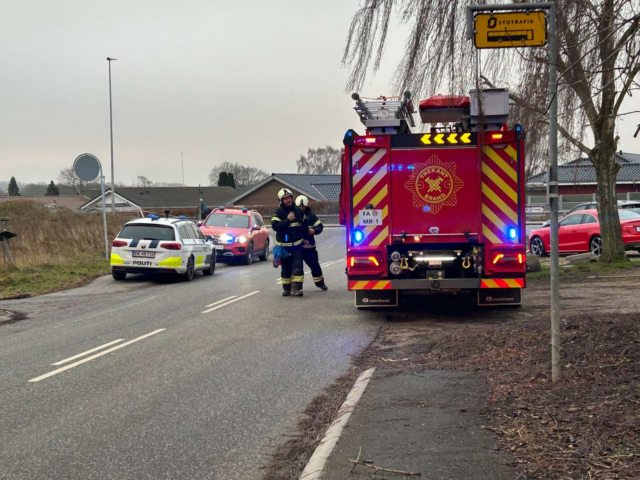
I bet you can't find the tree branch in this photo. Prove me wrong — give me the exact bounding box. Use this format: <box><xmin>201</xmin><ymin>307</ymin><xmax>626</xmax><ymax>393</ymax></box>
<box><xmin>481</xmin><ymin>75</ymin><xmax>592</xmax><ymax>156</ymax></box>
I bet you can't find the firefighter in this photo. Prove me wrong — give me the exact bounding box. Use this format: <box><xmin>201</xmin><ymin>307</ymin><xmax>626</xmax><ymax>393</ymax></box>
<box><xmin>272</xmin><ymin>188</ymin><xmax>305</xmax><ymax>296</ymax></box>
<box><xmin>296</xmin><ymin>195</ymin><xmax>328</xmax><ymax>291</ymax></box>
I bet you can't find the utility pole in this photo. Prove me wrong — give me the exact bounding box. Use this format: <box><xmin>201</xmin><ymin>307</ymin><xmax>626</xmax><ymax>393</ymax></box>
<box><xmin>181</xmin><ymin>152</ymin><xmax>185</xmax><ymax>186</ymax></box>
<box><xmin>107</xmin><ymin>57</ymin><xmax>117</xmax><ymax>214</ymax></box>
<box><xmin>547</xmin><ymin>3</ymin><xmax>560</xmax><ymax>382</ymax></box>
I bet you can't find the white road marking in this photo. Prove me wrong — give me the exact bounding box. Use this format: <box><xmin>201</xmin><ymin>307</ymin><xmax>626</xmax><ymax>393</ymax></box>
<box><xmin>299</xmin><ymin>368</ymin><xmax>376</xmax><ymax>479</ymax></box>
<box><xmin>201</xmin><ymin>291</ymin><xmax>260</xmax><ymax>314</ymax></box>
<box><xmin>51</xmin><ymin>339</ymin><xmax>125</xmax><ymax>366</ymax></box>
<box><xmin>205</xmin><ymin>296</ymin><xmax>237</xmax><ymax>308</ymax></box>
<box><xmin>29</xmin><ymin>329</ymin><xmax>166</xmax><ymax>383</ymax></box>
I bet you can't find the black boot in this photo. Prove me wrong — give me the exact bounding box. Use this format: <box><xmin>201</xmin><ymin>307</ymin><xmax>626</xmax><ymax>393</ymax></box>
<box><xmin>291</xmin><ymin>282</ymin><xmax>304</xmax><ymax>296</ymax></box>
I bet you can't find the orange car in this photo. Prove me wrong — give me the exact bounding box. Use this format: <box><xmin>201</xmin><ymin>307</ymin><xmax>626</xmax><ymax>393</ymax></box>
<box><xmin>199</xmin><ymin>207</ymin><xmax>270</xmax><ymax>264</ymax></box>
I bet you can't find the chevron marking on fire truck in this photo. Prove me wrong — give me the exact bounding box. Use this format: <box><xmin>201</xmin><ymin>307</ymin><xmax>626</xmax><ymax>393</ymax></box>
<box><xmin>352</xmin><ymin>149</ymin><xmax>365</xmax><ymax>166</ymax></box>
<box><xmin>349</xmin><ymin>280</ymin><xmax>391</xmax><ymax>290</ymax></box>
<box><xmin>353</xmin><ymin>149</ymin><xmax>387</xmax><ymax>186</ymax></box>
<box><xmin>482</xmin><ymin>146</ymin><xmax>517</xmax><ymax>182</ymax></box>
<box><xmin>481</xmin><ymin>145</ymin><xmax>519</xmax><ymax>245</ymax></box>
<box><xmin>352</xmin><ymin>148</ymin><xmax>391</xmax><ymax>247</ymax></box>
<box><xmin>481</xmin><ymin>278</ymin><xmax>524</xmax><ymax>288</ymax></box>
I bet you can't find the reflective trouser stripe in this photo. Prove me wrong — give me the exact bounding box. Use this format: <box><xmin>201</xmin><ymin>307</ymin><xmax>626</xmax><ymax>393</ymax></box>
<box><xmin>313</xmin><ymin>276</ymin><xmax>324</xmax><ymax>282</ymax></box>
<box><xmin>276</xmin><ymin>239</ymin><xmax>304</xmax><ymax>247</ymax></box>
<box><xmin>292</xmin><ymin>276</ymin><xmax>305</xmax><ymax>283</ymax></box>
<box><xmin>281</xmin><ymin>278</ymin><xmax>292</xmax><ymax>285</ymax></box>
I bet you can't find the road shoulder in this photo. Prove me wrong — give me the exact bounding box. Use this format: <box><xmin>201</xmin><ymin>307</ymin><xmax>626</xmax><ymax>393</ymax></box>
<box><xmin>320</xmin><ymin>369</ymin><xmax>513</xmax><ymax>479</ymax></box>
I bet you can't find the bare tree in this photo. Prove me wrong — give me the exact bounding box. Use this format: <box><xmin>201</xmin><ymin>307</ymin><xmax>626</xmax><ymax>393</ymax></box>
<box><xmin>207</xmin><ymin>162</ymin><xmax>268</xmax><ymax>189</ymax></box>
<box><xmin>296</xmin><ymin>146</ymin><xmax>342</xmax><ymax>174</ymax></box>
<box><xmin>343</xmin><ymin>0</ymin><xmax>640</xmax><ymax>263</ymax></box>
<box><xmin>57</xmin><ymin>168</ymin><xmax>99</xmax><ymax>195</ymax></box>
<box><xmin>135</xmin><ymin>176</ymin><xmax>153</xmax><ymax>188</ymax></box>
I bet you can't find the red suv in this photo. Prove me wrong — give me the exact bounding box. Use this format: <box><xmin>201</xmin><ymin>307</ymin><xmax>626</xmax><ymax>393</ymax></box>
<box><xmin>199</xmin><ymin>207</ymin><xmax>270</xmax><ymax>265</ymax></box>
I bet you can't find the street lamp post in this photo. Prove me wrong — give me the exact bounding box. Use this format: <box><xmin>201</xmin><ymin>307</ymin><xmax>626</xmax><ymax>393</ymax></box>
<box><xmin>107</xmin><ymin>57</ymin><xmax>117</xmax><ymax>214</ymax></box>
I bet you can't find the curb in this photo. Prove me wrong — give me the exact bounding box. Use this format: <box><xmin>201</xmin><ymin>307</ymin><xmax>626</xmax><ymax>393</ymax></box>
<box><xmin>299</xmin><ymin>367</ymin><xmax>376</xmax><ymax>480</ymax></box>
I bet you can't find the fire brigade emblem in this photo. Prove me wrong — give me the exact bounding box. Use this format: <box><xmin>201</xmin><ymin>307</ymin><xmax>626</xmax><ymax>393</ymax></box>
<box><xmin>404</xmin><ymin>155</ymin><xmax>464</xmax><ymax>214</ymax></box>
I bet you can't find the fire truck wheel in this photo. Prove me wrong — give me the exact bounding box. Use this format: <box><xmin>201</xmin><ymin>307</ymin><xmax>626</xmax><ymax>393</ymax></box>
<box><xmin>530</xmin><ymin>236</ymin><xmax>547</xmax><ymax>257</ymax></box>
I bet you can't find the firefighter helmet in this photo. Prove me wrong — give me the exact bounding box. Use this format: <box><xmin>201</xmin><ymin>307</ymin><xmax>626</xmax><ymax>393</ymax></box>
<box><xmin>278</xmin><ymin>188</ymin><xmax>293</xmax><ymax>201</ymax></box>
<box><xmin>295</xmin><ymin>195</ymin><xmax>309</xmax><ymax>207</ymax></box>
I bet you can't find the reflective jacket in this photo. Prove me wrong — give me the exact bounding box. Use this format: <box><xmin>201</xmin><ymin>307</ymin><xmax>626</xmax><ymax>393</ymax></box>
<box><xmin>271</xmin><ymin>204</ymin><xmax>305</xmax><ymax>247</ymax></box>
<box><xmin>303</xmin><ymin>208</ymin><xmax>323</xmax><ymax>247</ymax></box>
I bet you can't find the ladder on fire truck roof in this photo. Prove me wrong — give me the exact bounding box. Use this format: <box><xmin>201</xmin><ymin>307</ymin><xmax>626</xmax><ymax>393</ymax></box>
<box><xmin>352</xmin><ymin>91</ymin><xmax>416</xmax><ymax>134</ymax></box>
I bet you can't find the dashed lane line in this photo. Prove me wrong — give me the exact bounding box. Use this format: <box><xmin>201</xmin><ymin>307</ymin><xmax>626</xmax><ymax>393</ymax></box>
<box><xmin>29</xmin><ymin>329</ymin><xmax>166</xmax><ymax>383</ymax></box>
<box><xmin>201</xmin><ymin>291</ymin><xmax>260</xmax><ymax>314</ymax></box>
<box><xmin>205</xmin><ymin>296</ymin><xmax>237</xmax><ymax>308</ymax></box>
<box><xmin>51</xmin><ymin>339</ymin><xmax>125</xmax><ymax>366</ymax></box>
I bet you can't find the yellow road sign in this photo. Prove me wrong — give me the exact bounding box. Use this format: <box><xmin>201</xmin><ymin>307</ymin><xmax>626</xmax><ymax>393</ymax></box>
<box><xmin>474</xmin><ymin>11</ymin><xmax>546</xmax><ymax>49</ymax></box>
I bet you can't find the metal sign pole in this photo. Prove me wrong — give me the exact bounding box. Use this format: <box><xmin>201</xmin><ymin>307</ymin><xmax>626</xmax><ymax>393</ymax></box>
<box><xmin>100</xmin><ymin>168</ymin><xmax>109</xmax><ymax>262</ymax></box>
<box><xmin>467</xmin><ymin>2</ymin><xmax>560</xmax><ymax>381</ymax></box>
<box><xmin>547</xmin><ymin>3</ymin><xmax>560</xmax><ymax>382</ymax></box>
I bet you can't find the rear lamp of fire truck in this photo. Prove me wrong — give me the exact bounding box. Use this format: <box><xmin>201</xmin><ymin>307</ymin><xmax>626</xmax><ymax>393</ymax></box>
<box><xmin>348</xmin><ymin>252</ymin><xmax>386</xmax><ymax>275</ymax></box>
<box><xmin>487</xmin><ymin>246</ymin><xmax>526</xmax><ymax>274</ymax></box>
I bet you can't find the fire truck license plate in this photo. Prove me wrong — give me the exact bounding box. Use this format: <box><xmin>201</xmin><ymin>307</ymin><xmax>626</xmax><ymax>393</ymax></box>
<box><xmin>359</xmin><ymin>209</ymin><xmax>383</xmax><ymax>226</ymax></box>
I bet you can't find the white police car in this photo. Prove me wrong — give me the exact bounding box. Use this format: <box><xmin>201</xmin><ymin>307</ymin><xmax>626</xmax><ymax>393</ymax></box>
<box><xmin>110</xmin><ymin>215</ymin><xmax>216</xmax><ymax>281</ymax></box>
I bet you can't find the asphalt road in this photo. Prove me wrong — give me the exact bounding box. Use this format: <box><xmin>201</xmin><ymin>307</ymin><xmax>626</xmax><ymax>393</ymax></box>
<box><xmin>0</xmin><ymin>228</ymin><xmax>381</xmax><ymax>480</ymax></box>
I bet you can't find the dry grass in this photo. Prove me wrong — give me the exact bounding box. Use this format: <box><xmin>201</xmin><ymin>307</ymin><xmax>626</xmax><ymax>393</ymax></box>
<box><xmin>0</xmin><ymin>200</ymin><xmax>132</xmax><ymax>268</ymax></box>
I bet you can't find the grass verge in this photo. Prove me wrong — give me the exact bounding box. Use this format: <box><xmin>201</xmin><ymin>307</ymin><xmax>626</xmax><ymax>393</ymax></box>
<box><xmin>0</xmin><ymin>254</ymin><xmax>109</xmax><ymax>299</ymax></box>
<box><xmin>527</xmin><ymin>259</ymin><xmax>640</xmax><ymax>286</ymax></box>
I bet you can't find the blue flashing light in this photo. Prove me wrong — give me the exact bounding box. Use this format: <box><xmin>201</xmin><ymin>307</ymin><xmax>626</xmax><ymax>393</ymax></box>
<box><xmin>398</xmin><ymin>165</ymin><xmax>404</xmax><ymax>171</ymax></box>
<box><xmin>423</xmin><ymin>206</ymin><xmax>431</xmax><ymax>212</ymax></box>
<box><xmin>356</xmin><ymin>169</ymin><xmax>360</xmax><ymax>173</ymax></box>
<box><xmin>178</xmin><ymin>215</ymin><xmax>186</xmax><ymax>219</ymax></box>
<box><xmin>353</xmin><ymin>230</ymin><xmax>364</xmax><ymax>243</ymax></box>
<box><xmin>391</xmin><ymin>164</ymin><xmax>395</xmax><ymax>171</ymax></box>
<box><xmin>220</xmin><ymin>233</ymin><xmax>233</xmax><ymax>243</ymax></box>
<box><xmin>368</xmin><ymin>170</ymin><xmax>373</xmax><ymax>174</ymax></box>
<box><xmin>147</xmin><ymin>214</ymin><xmax>159</xmax><ymax>220</ymax></box>
<box><xmin>408</xmin><ymin>165</ymin><xmax>415</xmax><ymax>170</ymax></box>
<box><xmin>508</xmin><ymin>227</ymin><xmax>517</xmax><ymax>240</ymax></box>
<box><xmin>515</xmin><ymin>124</ymin><xmax>522</xmax><ymax>132</ymax></box>
<box><xmin>344</xmin><ymin>129</ymin><xmax>354</xmax><ymax>138</ymax></box>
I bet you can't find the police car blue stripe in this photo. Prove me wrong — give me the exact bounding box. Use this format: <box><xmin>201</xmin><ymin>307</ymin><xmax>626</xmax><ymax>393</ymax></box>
<box><xmin>149</xmin><ymin>240</ymin><xmax>160</xmax><ymax>249</ymax></box>
<box><xmin>129</xmin><ymin>239</ymin><xmax>140</xmax><ymax>248</ymax></box>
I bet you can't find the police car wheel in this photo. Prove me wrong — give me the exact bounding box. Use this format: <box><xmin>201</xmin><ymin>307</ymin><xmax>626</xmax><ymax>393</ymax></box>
<box><xmin>242</xmin><ymin>243</ymin><xmax>254</xmax><ymax>265</ymax></box>
<box><xmin>259</xmin><ymin>240</ymin><xmax>269</xmax><ymax>261</ymax></box>
<box><xmin>203</xmin><ymin>256</ymin><xmax>215</xmax><ymax>276</ymax></box>
<box><xmin>112</xmin><ymin>270</ymin><xmax>126</xmax><ymax>281</ymax></box>
<box><xmin>183</xmin><ymin>257</ymin><xmax>195</xmax><ymax>281</ymax></box>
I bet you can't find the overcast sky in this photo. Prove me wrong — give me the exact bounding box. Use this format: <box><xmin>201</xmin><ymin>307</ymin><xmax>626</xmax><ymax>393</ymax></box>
<box><xmin>1</xmin><ymin>1</ymin><xmax>638</xmax><ymax>186</ymax></box>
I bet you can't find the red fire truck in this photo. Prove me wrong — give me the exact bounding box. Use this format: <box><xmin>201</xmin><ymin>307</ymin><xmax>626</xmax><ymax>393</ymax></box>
<box><xmin>340</xmin><ymin>90</ymin><xmax>526</xmax><ymax>308</ymax></box>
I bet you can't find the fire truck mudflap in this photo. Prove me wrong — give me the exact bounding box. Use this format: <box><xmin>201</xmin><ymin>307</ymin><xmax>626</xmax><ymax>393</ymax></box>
<box><xmin>342</xmin><ymin>91</ymin><xmax>526</xmax><ymax>308</ymax></box>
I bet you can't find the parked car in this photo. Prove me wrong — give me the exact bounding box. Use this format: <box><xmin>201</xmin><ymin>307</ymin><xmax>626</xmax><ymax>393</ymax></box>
<box><xmin>540</xmin><ymin>200</ymin><xmax>640</xmax><ymax>227</ymax></box>
<box><xmin>199</xmin><ymin>207</ymin><xmax>270</xmax><ymax>265</ymax></box>
<box><xmin>529</xmin><ymin>209</ymin><xmax>640</xmax><ymax>257</ymax></box>
<box><xmin>111</xmin><ymin>215</ymin><xmax>216</xmax><ymax>281</ymax></box>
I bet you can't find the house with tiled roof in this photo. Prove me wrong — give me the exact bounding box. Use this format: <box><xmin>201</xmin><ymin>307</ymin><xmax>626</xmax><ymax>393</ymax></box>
<box><xmin>80</xmin><ymin>186</ymin><xmax>239</xmax><ymax>213</ymax></box>
<box><xmin>227</xmin><ymin>174</ymin><xmax>341</xmax><ymax>206</ymax></box>
<box><xmin>527</xmin><ymin>151</ymin><xmax>640</xmax><ymax>195</ymax></box>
